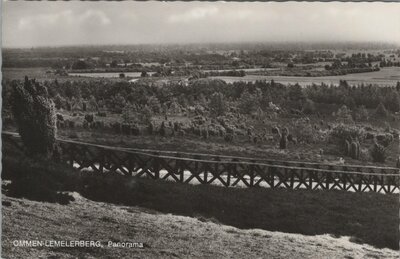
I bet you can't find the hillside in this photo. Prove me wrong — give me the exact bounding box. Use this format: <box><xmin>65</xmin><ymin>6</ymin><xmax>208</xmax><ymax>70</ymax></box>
<box><xmin>2</xmin><ymin>193</ymin><xmax>398</xmax><ymax>259</ymax></box>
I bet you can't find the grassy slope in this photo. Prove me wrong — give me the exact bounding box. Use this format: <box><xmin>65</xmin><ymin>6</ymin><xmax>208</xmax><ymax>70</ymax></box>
<box><xmin>2</xmin><ymin>194</ymin><xmax>398</xmax><ymax>259</ymax></box>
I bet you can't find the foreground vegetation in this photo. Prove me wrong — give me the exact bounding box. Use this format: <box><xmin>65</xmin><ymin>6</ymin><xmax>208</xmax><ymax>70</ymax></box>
<box><xmin>4</xmin><ymin>75</ymin><xmax>399</xmax><ymax>168</ymax></box>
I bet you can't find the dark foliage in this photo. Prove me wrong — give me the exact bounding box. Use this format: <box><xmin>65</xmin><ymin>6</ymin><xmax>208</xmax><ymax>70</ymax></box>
<box><xmin>11</xmin><ymin>77</ymin><xmax>56</xmax><ymax>157</ymax></box>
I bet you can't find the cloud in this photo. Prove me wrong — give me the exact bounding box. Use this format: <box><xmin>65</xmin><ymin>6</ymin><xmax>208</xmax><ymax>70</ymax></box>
<box><xmin>17</xmin><ymin>9</ymin><xmax>110</xmax><ymax>30</ymax></box>
<box><xmin>168</xmin><ymin>6</ymin><xmax>218</xmax><ymax>23</ymax></box>
<box><xmin>4</xmin><ymin>1</ymin><xmax>399</xmax><ymax>47</ymax></box>
<box><xmin>78</xmin><ymin>10</ymin><xmax>111</xmax><ymax>25</ymax></box>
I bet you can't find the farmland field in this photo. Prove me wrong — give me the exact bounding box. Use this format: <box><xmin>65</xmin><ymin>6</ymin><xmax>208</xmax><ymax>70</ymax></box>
<box><xmin>212</xmin><ymin>67</ymin><xmax>400</xmax><ymax>86</ymax></box>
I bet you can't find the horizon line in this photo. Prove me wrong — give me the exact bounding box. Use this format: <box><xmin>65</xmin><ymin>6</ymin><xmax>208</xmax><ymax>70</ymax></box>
<box><xmin>3</xmin><ymin>40</ymin><xmax>400</xmax><ymax>50</ymax></box>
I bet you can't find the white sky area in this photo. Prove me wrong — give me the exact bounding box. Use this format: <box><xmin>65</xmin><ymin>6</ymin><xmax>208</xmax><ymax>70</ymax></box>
<box><xmin>3</xmin><ymin>1</ymin><xmax>400</xmax><ymax>47</ymax></box>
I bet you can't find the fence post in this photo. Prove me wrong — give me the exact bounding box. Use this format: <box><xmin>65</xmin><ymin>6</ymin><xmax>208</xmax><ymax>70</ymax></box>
<box><xmin>154</xmin><ymin>152</ymin><xmax>160</xmax><ymax>179</ymax></box>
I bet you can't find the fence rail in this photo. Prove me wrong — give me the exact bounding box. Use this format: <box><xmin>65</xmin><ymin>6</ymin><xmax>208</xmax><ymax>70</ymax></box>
<box><xmin>3</xmin><ymin>131</ymin><xmax>399</xmax><ymax>194</ymax></box>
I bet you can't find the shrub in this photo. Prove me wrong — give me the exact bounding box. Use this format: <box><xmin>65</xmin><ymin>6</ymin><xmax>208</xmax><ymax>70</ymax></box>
<box><xmin>349</xmin><ymin>140</ymin><xmax>360</xmax><ymax>160</ymax></box>
<box><xmin>224</xmin><ymin>133</ymin><xmax>234</xmax><ymax>142</ymax></box>
<box><xmin>376</xmin><ymin>133</ymin><xmax>394</xmax><ymax>147</ymax></box>
<box><xmin>85</xmin><ymin>114</ymin><xmax>94</xmax><ymax>123</ymax></box>
<box><xmin>291</xmin><ymin>118</ymin><xmax>325</xmax><ymax>144</ymax></box>
<box><xmin>122</xmin><ymin>124</ymin><xmax>131</xmax><ymax>135</ymax></box>
<box><xmin>209</xmin><ymin>92</ymin><xmax>227</xmax><ymax>116</ymax></box>
<box><xmin>335</xmin><ymin>105</ymin><xmax>353</xmax><ymax>124</ymax></box>
<box><xmin>159</xmin><ymin>121</ymin><xmax>166</xmax><ymax>137</ymax></box>
<box><xmin>202</xmin><ymin>128</ymin><xmax>209</xmax><ymax>139</ymax></box>
<box><xmin>83</xmin><ymin>120</ymin><xmax>89</xmax><ymax>129</ymax></box>
<box><xmin>11</xmin><ymin>76</ymin><xmax>56</xmax><ymax>157</ymax></box>
<box><xmin>375</xmin><ymin>102</ymin><xmax>388</xmax><ymax>117</ymax></box>
<box><xmin>354</xmin><ymin>105</ymin><xmax>369</xmax><ymax>121</ymax></box>
<box><xmin>68</xmin><ymin>120</ymin><xmax>75</xmax><ymax>128</ymax></box>
<box><xmin>371</xmin><ymin>142</ymin><xmax>386</xmax><ymax>163</ymax></box>
<box><xmin>302</xmin><ymin>99</ymin><xmax>316</xmax><ymax>114</ymax></box>
<box><xmin>95</xmin><ymin>121</ymin><xmax>104</xmax><ymax>129</ymax></box>
<box><xmin>97</xmin><ymin>112</ymin><xmax>107</xmax><ymax>117</ymax></box>
<box><xmin>279</xmin><ymin>128</ymin><xmax>289</xmax><ymax>149</ymax></box>
<box><xmin>111</xmin><ymin>122</ymin><xmax>122</xmax><ymax>134</ymax></box>
<box><xmin>147</xmin><ymin>122</ymin><xmax>154</xmax><ymax>135</ymax></box>
<box><xmin>68</xmin><ymin>131</ymin><xmax>79</xmax><ymax>139</ymax></box>
<box><xmin>131</xmin><ymin>124</ymin><xmax>140</xmax><ymax>136</ymax></box>
<box><xmin>173</xmin><ymin>122</ymin><xmax>181</xmax><ymax>132</ymax></box>
<box><xmin>56</xmin><ymin>114</ymin><xmax>64</xmax><ymax>121</ymax></box>
<box><xmin>329</xmin><ymin>124</ymin><xmax>366</xmax><ymax>143</ymax></box>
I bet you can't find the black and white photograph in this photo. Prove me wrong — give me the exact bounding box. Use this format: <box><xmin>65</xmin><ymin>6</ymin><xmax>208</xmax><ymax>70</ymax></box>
<box><xmin>1</xmin><ymin>1</ymin><xmax>400</xmax><ymax>258</ymax></box>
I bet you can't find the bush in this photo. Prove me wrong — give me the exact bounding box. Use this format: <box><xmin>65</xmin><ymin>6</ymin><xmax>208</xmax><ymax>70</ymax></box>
<box><xmin>11</xmin><ymin>77</ymin><xmax>56</xmax><ymax>157</ymax></box>
<box><xmin>83</xmin><ymin>120</ymin><xmax>89</xmax><ymax>129</ymax></box>
<box><xmin>97</xmin><ymin>112</ymin><xmax>107</xmax><ymax>117</ymax></box>
<box><xmin>354</xmin><ymin>105</ymin><xmax>369</xmax><ymax>121</ymax></box>
<box><xmin>371</xmin><ymin>142</ymin><xmax>386</xmax><ymax>163</ymax></box>
<box><xmin>131</xmin><ymin>124</ymin><xmax>140</xmax><ymax>136</ymax></box>
<box><xmin>302</xmin><ymin>99</ymin><xmax>316</xmax><ymax>114</ymax></box>
<box><xmin>122</xmin><ymin>124</ymin><xmax>131</xmax><ymax>135</ymax></box>
<box><xmin>376</xmin><ymin>133</ymin><xmax>394</xmax><ymax>147</ymax></box>
<box><xmin>329</xmin><ymin>124</ymin><xmax>366</xmax><ymax>143</ymax></box>
<box><xmin>224</xmin><ymin>133</ymin><xmax>234</xmax><ymax>142</ymax></box>
<box><xmin>291</xmin><ymin>118</ymin><xmax>325</xmax><ymax>144</ymax></box>
<box><xmin>147</xmin><ymin>122</ymin><xmax>154</xmax><ymax>135</ymax></box>
<box><xmin>375</xmin><ymin>102</ymin><xmax>388</xmax><ymax>117</ymax></box>
<box><xmin>159</xmin><ymin>121</ymin><xmax>166</xmax><ymax>137</ymax></box>
<box><xmin>56</xmin><ymin>114</ymin><xmax>64</xmax><ymax>121</ymax></box>
<box><xmin>111</xmin><ymin>122</ymin><xmax>122</xmax><ymax>134</ymax></box>
<box><xmin>335</xmin><ymin>105</ymin><xmax>353</xmax><ymax>124</ymax></box>
<box><xmin>85</xmin><ymin>114</ymin><xmax>94</xmax><ymax>123</ymax></box>
<box><xmin>202</xmin><ymin>128</ymin><xmax>209</xmax><ymax>139</ymax></box>
<box><xmin>68</xmin><ymin>120</ymin><xmax>75</xmax><ymax>128</ymax></box>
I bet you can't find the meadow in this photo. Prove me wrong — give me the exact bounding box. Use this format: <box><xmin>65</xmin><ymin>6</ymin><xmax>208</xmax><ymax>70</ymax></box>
<box><xmin>213</xmin><ymin>67</ymin><xmax>400</xmax><ymax>87</ymax></box>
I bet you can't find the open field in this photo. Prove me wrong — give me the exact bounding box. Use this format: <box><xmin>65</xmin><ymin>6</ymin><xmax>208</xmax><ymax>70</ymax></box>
<box><xmin>212</xmin><ymin>67</ymin><xmax>400</xmax><ymax>86</ymax></box>
<box><xmin>3</xmin><ymin>66</ymin><xmax>400</xmax><ymax>87</ymax></box>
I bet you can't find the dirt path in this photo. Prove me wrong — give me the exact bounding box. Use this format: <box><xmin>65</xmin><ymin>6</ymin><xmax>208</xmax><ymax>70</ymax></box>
<box><xmin>2</xmin><ymin>193</ymin><xmax>398</xmax><ymax>259</ymax></box>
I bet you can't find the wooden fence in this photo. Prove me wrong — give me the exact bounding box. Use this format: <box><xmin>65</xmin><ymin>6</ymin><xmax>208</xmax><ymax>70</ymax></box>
<box><xmin>3</xmin><ymin>131</ymin><xmax>399</xmax><ymax>194</ymax></box>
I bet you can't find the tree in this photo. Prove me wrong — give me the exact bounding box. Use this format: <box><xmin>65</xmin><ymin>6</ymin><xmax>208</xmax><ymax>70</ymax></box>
<box><xmin>110</xmin><ymin>60</ymin><xmax>118</xmax><ymax>68</ymax></box>
<box><xmin>386</xmin><ymin>92</ymin><xmax>400</xmax><ymax>113</ymax></box>
<box><xmin>112</xmin><ymin>94</ymin><xmax>126</xmax><ymax>113</ymax></box>
<box><xmin>71</xmin><ymin>60</ymin><xmax>88</xmax><ymax>70</ymax></box>
<box><xmin>209</xmin><ymin>92</ymin><xmax>226</xmax><ymax>116</ymax></box>
<box><xmin>148</xmin><ymin>96</ymin><xmax>161</xmax><ymax>114</ymax></box>
<box><xmin>53</xmin><ymin>94</ymin><xmax>65</xmax><ymax>110</ymax></box>
<box><xmin>287</xmin><ymin>83</ymin><xmax>306</xmax><ymax>110</ymax></box>
<box><xmin>354</xmin><ymin>105</ymin><xmax>369</xmax><ymax>121</ymax></box>
<box><xmin>122</xmin><ymin>104</ymin><xmax>133</xmax><ymax>123</ymax></box>
<box><xmin>302</xmin><ymin>98</ymin><xmax>316</xmax><ymax>114</ymax></box>
<box><xmin>239</xmin><ymin>90</ymin><xmax>258</xmax><ymax>114</ymax></box>
<box><xmin>64</xmin><ymin>81</ymin><xmax>81</xmax><ymax>99</ymax></box>
<box><xmin>336</xmin><ymin>105</ymin><xmax>353</xmax><ymax>123</ymax></box>
<box><xmin>375</xmin><ymin>102</ymin><xmax>388</xmax><ymax>117</ymax></box>
<box><xmin>140</xmin><ymin>106</ymin><xmax>152</xmax><ymax>124</ymax></box>
<box><xmin>88</xmin><ymin>95</ymin><xmax>99</xmax><ymax>112</ymax></box>
<box><xmin>287</xmin><ymin>84</ymin><xmax>305</xmax><ymax>102</ymax></box>
<box><xmin>11</xmin><ymin>76</ymin><xmax>56</xmax><ymax>157</ymax></box>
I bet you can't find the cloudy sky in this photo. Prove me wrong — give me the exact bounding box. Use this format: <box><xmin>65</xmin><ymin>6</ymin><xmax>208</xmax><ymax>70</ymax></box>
<box><xmin>3</xmin><ymin>1</ymin><xmax>400</xmax><ymax>47</ymax></box>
